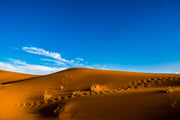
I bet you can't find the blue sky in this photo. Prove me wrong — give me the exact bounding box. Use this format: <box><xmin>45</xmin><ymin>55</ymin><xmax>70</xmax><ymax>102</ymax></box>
<box><xmin>0</xmin><ymin>0</ymin><xmax>180</xmax><ymax>75</ymax></box>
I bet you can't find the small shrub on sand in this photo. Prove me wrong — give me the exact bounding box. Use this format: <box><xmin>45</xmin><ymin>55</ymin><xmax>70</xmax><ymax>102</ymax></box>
<box><xmin>163</xmin><ymin>86</ymin><xmax>178</xmax><ymax>109</ymax></box>
<box><xmin>161</xmin><ymin>86</ymin><xmax>173</xmax><ymax>93</ymax></box>
<box><xmin>44</xmin><ymin>90</ymin><xmax>52</xmax><ymax>101</ymax></box>
<box><xmin>90</xmin><ymin>84</ymin><xmax>101</xmax><ymax>91</ymax></box>
<box><xmin>166</xmin><ymin>86</ymin><xmax>173</xmax><ymax>93</ymax></box>
<box><xmin>170</xmin><ymin>101</ymin><xmax>177</xmax><ymax>109</ymax></box>
<box><xmin>60</xmin><ymin>85</ymin><xmax>64</xmax><ymax>90</ymax></box>
<box><xmin>72</xmin><ymin>90</ymin><xmax>81</xmax><ymax>96</ymax></box>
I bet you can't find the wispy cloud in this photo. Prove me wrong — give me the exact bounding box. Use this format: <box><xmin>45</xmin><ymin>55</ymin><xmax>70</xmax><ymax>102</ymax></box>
<box><xmin>8</xmin><ymin>58</ymin><xmax>27</xmax><ymax>65</ymax></box>
<box><xmin>5</xmin><ymin>46</ymin><xmax>180</xmax><ymax>75</ymax></box>
<box><xmin>40</xmin><ymin>58</ymin><xmax>66</xmax><ymax>66</ymax></box>
<box><xmin>1</xmin><ymin>56</ymin><xmax>180</xmax><ymax>75</ymax></box>
<box><xmin>22</xmin><ymin>46</ymin><xmax>87</xmax><ymax>67</ymax></box>
<box><xmin>0</xmin><ymin>46</ymin><xmax>90</xmax><ymax>74</ymax></box>
<box><xmin>75</xmin><ymin>58</ymin><xmax>84</xmax><ymax>61</ymax></box>
<box><xmin>0</xmin><ymin>59</ymin><xmax>66</xmax><ymax>75</ymax></box>
<box><xmin>0</xmin><ymin>46</ymin><xmax>109</xmax><ymax>75</ymax></box>
<box><xmin>22</xmin><ymin>47</ymin><xmax>71</xmax><ymax>63</ymax></box>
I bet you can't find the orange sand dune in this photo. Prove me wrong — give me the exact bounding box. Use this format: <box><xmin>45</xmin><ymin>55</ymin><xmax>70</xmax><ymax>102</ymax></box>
<box><xmin>0</xmin><ymin>70</ymin><xmax>39</xmax><ymax>84</ymax></box>
<box><xmin>0</xmin><ymin>68</ymin><xmax>180</xmax><ymax>120</ymax></box>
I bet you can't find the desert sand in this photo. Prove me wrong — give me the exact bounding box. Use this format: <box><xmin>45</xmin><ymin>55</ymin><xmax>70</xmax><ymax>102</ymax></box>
<box><xmin>0</xmin><ymin>68</ymin><xmax>180</xmax><ymax>120</ymax></box>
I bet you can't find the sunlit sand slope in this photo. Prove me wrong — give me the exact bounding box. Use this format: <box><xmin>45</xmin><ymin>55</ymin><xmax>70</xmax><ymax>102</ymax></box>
<box><xmin>0</xmin><ymin>68</ymin><xmax>180</xmax><ymax>120</ymax></box>
<box><xmin>0</xmin><ymin>70</ymin><xmax>39</xmax><ymax>83</ymax></box>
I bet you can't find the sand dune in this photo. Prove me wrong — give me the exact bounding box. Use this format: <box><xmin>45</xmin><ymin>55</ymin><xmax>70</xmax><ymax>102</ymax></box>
<box><xmin>0</xmin><ymin>68</ymin><xmax>180</xmax><ymax>120</ymax></box>
<box><xmin>0</xmin><ymin>70</ymin><xmax>39</xmax><ymax>84</ymax></box>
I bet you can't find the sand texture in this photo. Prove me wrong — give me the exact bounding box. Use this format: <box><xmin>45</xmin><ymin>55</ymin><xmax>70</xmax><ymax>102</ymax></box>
<box><xmin>0</xmin><ymin>68</ymin><xmax>180</xmax><ymax>120</ymax></box>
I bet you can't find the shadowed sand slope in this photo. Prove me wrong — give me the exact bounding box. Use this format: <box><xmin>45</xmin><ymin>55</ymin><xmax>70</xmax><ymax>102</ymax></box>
<box><xmin>0</xmin><ymin>68</ymin><xmax>180</xmax><ymax>120</ymax></box>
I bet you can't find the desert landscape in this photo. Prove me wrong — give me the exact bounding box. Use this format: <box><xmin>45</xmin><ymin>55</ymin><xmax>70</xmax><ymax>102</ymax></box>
<box><xmin>0</xmin><ymin>68</ymin><xmax>180</xmax><ymax>120</ymax></box>
<box><xmin>0</xmin><ymin>0</ymin><xmax>179</xmax><ymax>120</ymax></box>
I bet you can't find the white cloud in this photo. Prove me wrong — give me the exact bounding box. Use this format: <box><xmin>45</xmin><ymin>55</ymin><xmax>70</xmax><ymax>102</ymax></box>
<box><xmin>0</xmin><ymin>46</ymin><xmax>92</xmax><ymax>75</ymax></box>
<box><xmin>2</xmin><ymin>57</ymin><xmax>180</xmax><ymax>75</ymax></box>
<box><xmin>8</xmin><ymin>58</ymin><xmax>26</xmax><ymax>65</ymax></box>
<box><xmin>22</xmin><ymin>47</ymin><xmax>70</xmax><ymax>63</ymax></box>
<box><xmin>40</xmin><ymin>58</ymin><xmax>66</xmax><ymax>66</ymax></box>
<box><xmin>22</xmin><ymin>46</ymin><xmax>88</xmax><ymax>67</ymax></box>
<box><xmin>0</xmin><ymin>62</ymin><xmax>16</xmax><ymax>71</ymax></box>
<box><xmin>0</xmin><ymin>59</ymin><xmax>67</xmax><ymax>75</ymax></box>
<box><xmin>6</xmin><ymin>46</ymin><xmax>180</xmax><ymax>74</ymax></box>
<box><xmin>0</xmin><ymin>46</ymin><xmax>107</xmax><ymax>75</ymax></box>
<box><xmin>75</xmin><ymin>58</ymin><xmax>84</xmax><ymax>61</ymax></box>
